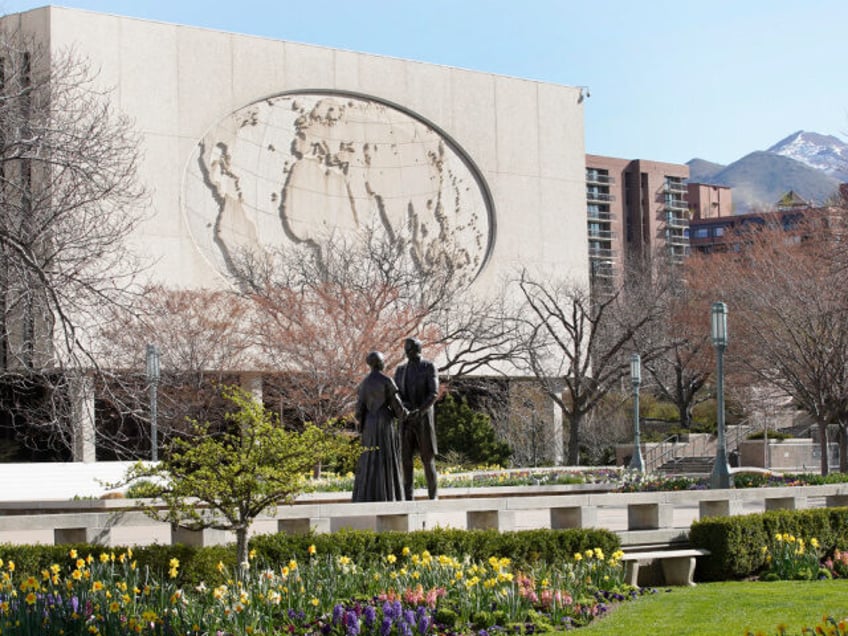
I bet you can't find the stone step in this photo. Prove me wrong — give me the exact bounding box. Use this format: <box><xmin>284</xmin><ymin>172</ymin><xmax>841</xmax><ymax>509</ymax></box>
<box><xmin>657</xmin><ymin>456</ymin><xmax>715</xmax><ymax>475</ymax></box>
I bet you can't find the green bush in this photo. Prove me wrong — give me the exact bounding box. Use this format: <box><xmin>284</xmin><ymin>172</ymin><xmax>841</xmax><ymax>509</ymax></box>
<box><xmin>249</xmin><ymin>527</ymin><xmax>620</xmax><ymax>570</ymax></box>
<box><xmin>435</xmin><ymin>394</ymin><xmax>511</xmax><ymax>467</ymax></box>
<box><xmin>689</xmin><ymin>507</ymin><xmax>848</xmax><ymax>581</ymax></box>
<box><xmin>643</xmin><ymin>400</ymin><xmax>680</xmax><ymax>422</ymax></box>
<box><xmin>747</xmin><ymin>430</ymin><xmax>792</xmax><ymax>441</ymax></box>
<box><xmin>0</xmin><ymin>542</ymin><xmax>237</xmax><ymax>588</ymax></box>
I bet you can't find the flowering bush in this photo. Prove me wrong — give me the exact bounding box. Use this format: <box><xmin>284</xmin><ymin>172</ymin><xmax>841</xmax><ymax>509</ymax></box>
<box><xmin>0</xmin><ymin>544</ymin><xmax>638</xmax><ymax>634</ymax></box>
<box><xmin>822</xmin><ymin>548</ymin><xmax>848</xmax><ymax>579</ymax></box>
<box><xmin>760</xmin><ymin>533</ymin><xmax>824</xmax><ymax>581</ymax></box>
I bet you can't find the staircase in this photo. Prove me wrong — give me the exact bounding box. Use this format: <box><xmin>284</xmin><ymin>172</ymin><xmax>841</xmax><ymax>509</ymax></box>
<box><xmin>657</xmin><ymin>455</ymin><xmax>715</xmax><ymax>475</ymax></box>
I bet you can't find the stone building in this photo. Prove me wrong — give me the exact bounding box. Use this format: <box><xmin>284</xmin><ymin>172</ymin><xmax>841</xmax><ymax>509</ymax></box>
<box><xmin>1</xmin><ymin>7</ymin><xmax>591</xmax><ymax>462</ymax></box>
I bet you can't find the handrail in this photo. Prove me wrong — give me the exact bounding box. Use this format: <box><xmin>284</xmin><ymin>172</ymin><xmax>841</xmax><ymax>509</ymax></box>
<box><xmin>642</xmin><ymin>432</ymin><xmax>717</xmax><ymax>473</ymax></box>
<box><xmin>643</xmin><ymin>434</ymin><xmax>680</xmax><ymax>472</ymax></box>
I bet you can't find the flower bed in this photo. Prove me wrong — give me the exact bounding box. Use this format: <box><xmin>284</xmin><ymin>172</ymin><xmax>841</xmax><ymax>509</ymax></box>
<box><xmin>296</xmin><ymin>467</ymin><xmax>848</xmax><ymax>497</ymax></box>
<box><xmin>0</xmin><ymin>545</ymin><xmax>643</xmax><ymax>635</ymax></box>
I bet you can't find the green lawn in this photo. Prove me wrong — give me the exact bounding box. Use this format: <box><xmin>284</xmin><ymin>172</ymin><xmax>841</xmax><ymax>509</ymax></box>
<box><xmin>577</xmin><ymin>580</ymin><xmax>848</xmax><ymax>635</ymax></box>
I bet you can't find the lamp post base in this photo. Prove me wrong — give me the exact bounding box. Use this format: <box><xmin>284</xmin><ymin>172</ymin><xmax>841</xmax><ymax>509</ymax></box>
<box><xmin>628</xmin><ymin>449</ymin><xmax>644</xmax><ymax>472</ymax></box>
<box><xmin>710</xmin><ymin>451</ymin><xmax>733</xmax><ymax>489</ymax></box>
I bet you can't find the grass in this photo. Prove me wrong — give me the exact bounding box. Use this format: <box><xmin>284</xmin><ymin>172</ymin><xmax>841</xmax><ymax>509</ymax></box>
<box><xmin>577</xmin><ymin>579</ymin><xmax>848</xmax><ymax>635</ymax></box>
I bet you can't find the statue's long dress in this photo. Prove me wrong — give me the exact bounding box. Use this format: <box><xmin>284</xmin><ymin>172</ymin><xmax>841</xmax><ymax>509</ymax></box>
<box><xmin>351</xmin><ymin>371</ymin><xmax>405</xmax><ymax>502</ymax></box>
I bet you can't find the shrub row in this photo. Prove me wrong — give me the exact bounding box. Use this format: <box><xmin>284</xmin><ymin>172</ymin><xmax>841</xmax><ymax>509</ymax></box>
<box><xmin>690</xmin><ymin>507</ymin><xmax>848</xmax><ymax>581</ymax></box>
<box><xmin>250</xmin><ymin>526</ymin><xmax>620</xmax><ymax>570</ymax></box>
<box><xmin>0</xmin><ymin>527</ymin><xmax>620</xmax><ymax>586</ymax></box>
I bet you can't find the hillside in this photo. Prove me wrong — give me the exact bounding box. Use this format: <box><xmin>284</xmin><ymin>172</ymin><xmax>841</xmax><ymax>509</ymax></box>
<box><xmin>687</xmin><ymin>149</ymin><xmax>841</xmax><ymax>213</ymax></box>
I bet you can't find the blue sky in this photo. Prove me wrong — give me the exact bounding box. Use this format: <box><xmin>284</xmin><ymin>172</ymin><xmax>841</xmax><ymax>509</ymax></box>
<box><xmin>3</xmin><ymin>0</ymin><xmax>847</xmax><ymax>166</ymax></box>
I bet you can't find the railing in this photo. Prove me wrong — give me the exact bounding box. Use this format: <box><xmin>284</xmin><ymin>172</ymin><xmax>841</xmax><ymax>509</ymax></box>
<box><xmin>665</xmin><ymin>214</ymin><xmax>690</xmax><ymax>228</ymax></box>
<box><xmin>666</xmin><ymin>232</ymin><xmax>690</xmax><ymax>246</ymax></box>
<box><xmin>587</xmin><ymin>228</ymin><xmax>615</xmax><ymax>239</ymax></box>
<box><xmin>587</xmin><ymin>191</ymin><xmax>615</xmax><ymax>203</ymax></box>
<box><xmin>643</xmin><ymin>434</ymin><xmax>681</xmax><ymax>472</ymax></box>
<box><xmin>664</xmin><ymin>199</ymin><xmax>688</xmax><ymax>212</ymax></box>
<box><xmin>588</xmin><ymin>246</ymin><xmax>615</xmax><ymax>259</ymax></box>
<box><xmin>641</xmin><ymin>433</ymin><xmax>714</xmax><ymax>473</ymax></box>
<box><xmin>586</xmin><ymin>172</ymin><xmax>615</xmax><ymax>185</ymax></box>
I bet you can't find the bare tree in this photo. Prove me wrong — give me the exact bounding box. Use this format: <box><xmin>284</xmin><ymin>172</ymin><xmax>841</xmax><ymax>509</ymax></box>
<box><xmin>635</xmin><ymin>267</ymin><xmax>714</xmax><ymax>429</ymax></box>
<box><xmin>94</xmin><ymin>286</ymin><xmax>253</xmax><ymax>457</ymax></box>
<box><xmin>513</xmin><ymin>267</ymin><xmax>669</xmax><ymax>465</ymax></box>
<box><xmin>229</xmin><ymin>230</ymin><xmax>523</xmax><ymax>429</ymax></box>
<box><xmin>689</xmin><ymin>216</ymin><xmax>848</xmax><ymax>475</ymax></box>
<box><xmin>0</xmin><ymin>32</ymin><xmax>145</xmax><ymax>456</ymax></box>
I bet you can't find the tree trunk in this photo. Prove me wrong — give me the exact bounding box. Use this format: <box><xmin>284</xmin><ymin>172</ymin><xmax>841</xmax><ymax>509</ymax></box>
<box><xmin>679</xmin><ymin>402</ymin><xmax>693</xmax><ymax>430</ymax></box>
<box><xmin>819</xmin><ymin>421</ymin><xmax>829</xmax><ymax>476</ymax></box>
<box><xmin>236</xmin><ymin>526</ymin><xmax>250</xmax><ymax>568</ymax></box>
<box><xmin>566</xmin><ymin>412</ymin><xmax>582</xmax><ymax>465</ymax></box>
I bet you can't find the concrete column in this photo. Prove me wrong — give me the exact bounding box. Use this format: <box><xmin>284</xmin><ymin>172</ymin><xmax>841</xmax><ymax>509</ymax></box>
<box><xmin>70</xmin><ymin>373</ymin><xmax>96</xmax><ymax>463</ymax></box>
<box><xmin>240</xmin><ymin>372</ymin><xmax>264</xmax><ymax>403</ymax></box>
<box><xmin>550</xmin><ymin>379</ymin><xmax>564</xmax><ymax>465</ymax></box>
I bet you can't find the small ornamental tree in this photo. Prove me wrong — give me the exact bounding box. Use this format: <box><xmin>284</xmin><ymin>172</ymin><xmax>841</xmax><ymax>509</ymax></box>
<box><xmin>118</xmin><ymin>385</ymin><xmax>353</xmax><ymax>566</ymax></box>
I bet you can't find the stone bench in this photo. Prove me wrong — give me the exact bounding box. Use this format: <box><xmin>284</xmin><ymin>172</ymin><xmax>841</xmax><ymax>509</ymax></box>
<box><xmin>621</xmin><ymin>548</ymin><xmax>710</xmax><ymax>587</ymax></box>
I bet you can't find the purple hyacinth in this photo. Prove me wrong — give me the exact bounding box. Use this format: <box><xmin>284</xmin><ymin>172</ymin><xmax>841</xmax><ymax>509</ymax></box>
<box><xmin>382</xmin><ymin>600</ymin><xmax>396</xmax><ymax>620</ymax></box>
<box><xmin>333</xmin><ymin>604</ymin><xmax>345</xmax><ymax>624</ymax></box>
<box><xmin>364</xmin><ymin>604</ymin><xmax>377</xmax><ymax>628</ymax></box>
<box><xmin>381</xmin><ymin>616</ymin><xmax>393</xmax><ymax>636</ymax></box>
<box><xmin>345</xmin><ymin>610</ymin><xmax>360</xmax><ymax>636</ymax></box>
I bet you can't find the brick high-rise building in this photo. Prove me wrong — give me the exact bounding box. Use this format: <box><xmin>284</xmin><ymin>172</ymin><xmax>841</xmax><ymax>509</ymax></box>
<box><xmin>585</xmin><ymin>155</ymin><xmax>690</xmax><ymax>289</ymax></box>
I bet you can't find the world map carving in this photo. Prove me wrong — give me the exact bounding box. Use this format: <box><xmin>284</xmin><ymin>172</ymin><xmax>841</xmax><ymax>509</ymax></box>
<box><xmin>183</xmin><ymin>93</ymin><xmax>494</xmax><ymax>280</ymax></box>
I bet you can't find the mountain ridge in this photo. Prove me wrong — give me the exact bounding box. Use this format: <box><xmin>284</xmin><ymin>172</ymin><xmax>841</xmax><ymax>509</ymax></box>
<box><xmin>687</xmin><ymin>131</ymin><xmax>846</xmax><ymax>213</ymax></box>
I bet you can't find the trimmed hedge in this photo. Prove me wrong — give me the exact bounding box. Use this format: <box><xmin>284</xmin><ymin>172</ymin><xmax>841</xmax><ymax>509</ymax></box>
<box><xmin>690</xmin><ymin>507</ymin><xmax>848</xmax><ymax>581</ymax></box>
<box><xmin>249</xmin><ymin>527</ymin><xmax>621</xmax><ymax>570</ymax></box>
<box><xmin>0</xmin><ymin>543</ymin><xmax>237</xmax><ymax>588</ymax></box>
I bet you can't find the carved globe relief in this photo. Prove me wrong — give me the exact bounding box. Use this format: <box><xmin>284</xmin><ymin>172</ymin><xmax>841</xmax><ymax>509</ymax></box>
<box><xmin>183</xmin><ymin>92</ymin><xmax>494</xmax><ymax>282</ymax></box>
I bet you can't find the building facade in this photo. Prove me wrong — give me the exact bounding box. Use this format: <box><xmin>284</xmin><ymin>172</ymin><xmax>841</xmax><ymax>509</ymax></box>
<box><xmin>6</xmin><ymin>7</ymin><xmax>588</xmax><ymax>299</ymax></box>
<box><xmin>2</xmin><ymin>7</ymin><xmax>591</xmax><ymax>462</ymax></box>
<box><xmin>585</xmin><ymin>155</ymin><xmax>690</xmax><ymax>288</ymax></box>
<box><xmin>688</xmin><ymin>182</ymin><xmax>733</xmax><ymax>220</ymax></box>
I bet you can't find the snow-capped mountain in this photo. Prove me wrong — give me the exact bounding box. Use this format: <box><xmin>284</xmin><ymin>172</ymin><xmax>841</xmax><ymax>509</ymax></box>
<box><xmin>688</xmin><ymin>130</ymin><xmax>847</xmax><ymax>213</ymax></box>
<box><xmin>767</xmin><ymin>131</ymin><xmax>848</xmax><ymax>182</ymax></box>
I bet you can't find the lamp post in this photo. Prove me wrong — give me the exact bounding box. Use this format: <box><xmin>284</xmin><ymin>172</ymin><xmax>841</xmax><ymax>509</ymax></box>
<box><xmin>145</xmin><ymin>344</ymin><xmax>160</xmax><ymax>462</ymax></box>
<box><xmin>710</xmin><ymin>302</ymin><xmax>732</xmax><ymax>489</ymax></box>
<box><xmin>628</xmin><ymin>353</ymin><xmax>644</xmax><ymax>472</ymax></box>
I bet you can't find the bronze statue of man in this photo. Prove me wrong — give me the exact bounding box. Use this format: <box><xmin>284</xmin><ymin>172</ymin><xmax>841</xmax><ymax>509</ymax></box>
<box><xmin>394</xmin><ymin>337</ymin><xmax>439</xmax><ymax>500</ymax></box>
